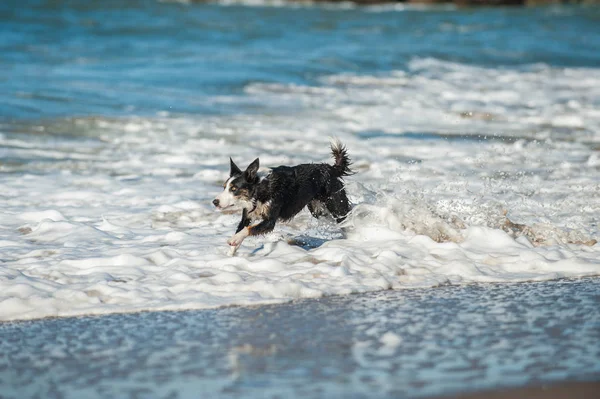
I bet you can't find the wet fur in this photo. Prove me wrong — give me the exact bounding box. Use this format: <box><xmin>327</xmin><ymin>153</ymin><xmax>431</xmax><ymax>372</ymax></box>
<box><xmin>213</xmin><ymin>141</ymin><xmax>353</xmax><ymax>254</ymax></box>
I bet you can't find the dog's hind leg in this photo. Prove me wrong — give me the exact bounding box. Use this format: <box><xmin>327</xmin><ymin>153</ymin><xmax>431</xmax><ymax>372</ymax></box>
<box><xmin>325</xmin><ymin>187</ymin><xmax>351</xmax><ymax>224</ymax></box>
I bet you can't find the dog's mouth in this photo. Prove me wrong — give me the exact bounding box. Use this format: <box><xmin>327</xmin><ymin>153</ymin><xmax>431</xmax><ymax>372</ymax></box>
<box><xmin>214</xmin><ymin>202</ymin><xmax>242</xmax><ymax>213</ymax></box>
<box><xmin>213</xmin><ymin>197</ymin><xmax>253</xmax><ymax>212</ymax></box>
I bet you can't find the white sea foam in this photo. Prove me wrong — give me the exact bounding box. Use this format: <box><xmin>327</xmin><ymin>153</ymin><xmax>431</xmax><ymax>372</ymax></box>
<box><xmin>1</xmin><ymin>59</ymin><xmax>599</xmax><ymax>321</ymax></box>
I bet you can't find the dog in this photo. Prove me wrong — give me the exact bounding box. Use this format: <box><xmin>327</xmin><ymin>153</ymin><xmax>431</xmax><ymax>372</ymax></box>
<box><xmin>213</xmin><ymin>140</ymin><xmax>353</xmax><ymax>255</ymax></box>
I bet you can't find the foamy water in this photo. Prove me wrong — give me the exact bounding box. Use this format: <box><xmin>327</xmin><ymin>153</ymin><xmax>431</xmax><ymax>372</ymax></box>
<box><xmin>1</xmin><ymin>3</ymin><xmax>599</xmax><ymax>321</ymax></box>
<box><xmin>2</xmin><ymin>58</ymin><xmax>598</xmax><ymax>321</ymax></box>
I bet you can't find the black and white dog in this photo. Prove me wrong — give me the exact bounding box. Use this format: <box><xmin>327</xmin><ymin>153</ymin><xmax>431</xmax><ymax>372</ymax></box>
<box><xmin>213</xmin><ymin>140</ymin><xmax>353</xmax><ymax>255</ymax></box>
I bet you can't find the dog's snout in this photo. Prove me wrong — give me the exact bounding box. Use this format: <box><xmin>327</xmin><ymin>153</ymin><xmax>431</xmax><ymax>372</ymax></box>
<box><xmin>212</xmin><ymin>199</ymin><xmax>220</xmax><ymax>207</ymax></box>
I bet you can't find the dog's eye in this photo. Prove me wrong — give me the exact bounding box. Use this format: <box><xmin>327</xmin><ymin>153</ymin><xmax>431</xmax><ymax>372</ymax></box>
<box><xmin>230</xmin><ymin>187</ymin><xmax>237</xmax><ymax>192</ymax></box>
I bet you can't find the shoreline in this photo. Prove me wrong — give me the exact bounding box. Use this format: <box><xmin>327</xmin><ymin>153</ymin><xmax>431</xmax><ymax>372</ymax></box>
<box><xmin>2</xmin><ymin>276</ymin><xmax>598</xmax><ymax>324</ymax></box>
<box><xmin>434</xmin><ymin>381</ymin><xmax>600</xmax><ymax>399</ymax></box>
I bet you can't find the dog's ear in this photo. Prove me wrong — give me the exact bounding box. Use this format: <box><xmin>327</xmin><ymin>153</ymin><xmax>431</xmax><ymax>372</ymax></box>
<box><xmin>244</xmin><ymin>158</ymin><xmax>259</xmax><ymax>181</ymax></box>
<box><xmin>230</xmin><ymin>158</ymin><xmax>242</xmax><ymax>176</ymax></box>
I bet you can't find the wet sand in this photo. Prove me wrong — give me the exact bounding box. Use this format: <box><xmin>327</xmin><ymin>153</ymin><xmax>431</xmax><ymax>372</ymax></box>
<box><xmin>1</xmin><ymin>278</ymin><xmax>599</xmax><ymax>398</ymax></box>
<box><xmin>438</xmin><ymin>381</ymin><xmax>600</xmax><ymax>399</ymax></box>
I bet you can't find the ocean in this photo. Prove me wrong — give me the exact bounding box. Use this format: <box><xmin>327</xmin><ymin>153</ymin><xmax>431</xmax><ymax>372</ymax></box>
<box><xmin>0</xmin><ymin>0</ymin><xmax>599</xmax><ymax>397</ymax></box>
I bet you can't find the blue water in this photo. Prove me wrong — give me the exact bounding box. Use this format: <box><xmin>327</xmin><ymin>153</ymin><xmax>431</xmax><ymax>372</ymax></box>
<box><xmin>2</xmin><ymin>1</ymin><xmax>600</xmax><ymax>120</ymax></box>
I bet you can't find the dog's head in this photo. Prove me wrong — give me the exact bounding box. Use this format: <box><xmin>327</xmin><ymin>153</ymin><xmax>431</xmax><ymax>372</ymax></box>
<box><xmin>213</xmin><ymin>158</ymin><xmax>259</xmax><ymax>211</ymax></box>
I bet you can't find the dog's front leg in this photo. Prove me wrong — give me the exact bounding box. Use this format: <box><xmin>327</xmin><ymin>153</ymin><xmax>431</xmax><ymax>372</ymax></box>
<box><xmin>227</xmin><ymin>227</ymin><xmax>249</xmax><ymax>256</ymax></box>
<box><xmin>228</xmin><ymin>209</ymin><xmax>251</xmax><ymax>256</ymax></box>
<box><xmin>227</xmin><ymin>217</ymin><xmax>278</xmax><ymax>256</ymax></box>
<box><xmin>227</xmin><ymin>203</ymin><xmax>280</xmax><ymax>256</ymax></box>
<box><xmin>236</xmin><ymin>208</ymin><xmax>251</xmax><ymax>233</ymax></box>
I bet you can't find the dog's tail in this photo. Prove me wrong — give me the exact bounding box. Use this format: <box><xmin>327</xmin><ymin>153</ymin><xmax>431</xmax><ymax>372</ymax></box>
<box><xmin>330</xmin><ymin>139</ymin><xmax>354</xmax><ymax>178</ymax></box>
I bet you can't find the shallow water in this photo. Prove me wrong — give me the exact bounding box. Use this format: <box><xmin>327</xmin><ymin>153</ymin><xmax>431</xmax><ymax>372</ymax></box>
<box><xmin>1</xmin><ymin>278</ymin><xmax>599</xmax><ymax>398</ymax></box>
<box><xmin>1</xmin><ymin>1</ymin><xmax>600</xmax><ymax>321</ymax></box>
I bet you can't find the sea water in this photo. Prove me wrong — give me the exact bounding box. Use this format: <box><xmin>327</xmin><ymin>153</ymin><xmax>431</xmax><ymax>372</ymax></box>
<box><xmin>1</xmin><ymin>1</ymin><xmax>599</xmax><ymax>323</ymax></box>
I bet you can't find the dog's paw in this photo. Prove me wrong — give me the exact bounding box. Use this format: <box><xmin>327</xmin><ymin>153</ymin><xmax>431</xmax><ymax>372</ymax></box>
<box><xmin>227</xmin><ymin>228</ymin><xmax>249</xmax><ymax>247</ymax></box>
<box><xmin>227</xmin><ymin>236</ymin><xmax>242</xmax><ymax>247</ymax></box>
<box><xmin>227</xmin><ymin>245</ymin><xmax>239</xmax><ymax>257</ymax></box>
